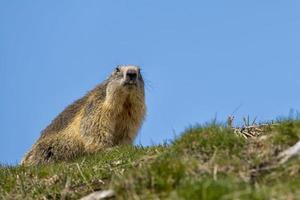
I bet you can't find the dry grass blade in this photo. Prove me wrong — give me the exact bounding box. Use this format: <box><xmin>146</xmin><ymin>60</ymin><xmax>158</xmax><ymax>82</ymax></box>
<box><xmin>76</xmin><ymin>163</ymin><xmax>94</xmax><ymax>192</ymax></box>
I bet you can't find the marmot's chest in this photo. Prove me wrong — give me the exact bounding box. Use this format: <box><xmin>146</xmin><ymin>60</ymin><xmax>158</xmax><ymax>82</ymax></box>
<box><xmin>112</xmin><ymin>100</ymin><xmax>141</xmax><ymax>143</ymax></box>
<box><xmin>114</xmin><ymin>101</ymin><xmax>135</xmax><ymax>130</ymax></box>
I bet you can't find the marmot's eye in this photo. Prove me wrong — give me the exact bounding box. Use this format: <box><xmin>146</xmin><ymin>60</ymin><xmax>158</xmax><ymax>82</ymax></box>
<box><xmin>115</xmin><ymin>67</ymin><xmax>120</xmax><ymax>72</ymax></box>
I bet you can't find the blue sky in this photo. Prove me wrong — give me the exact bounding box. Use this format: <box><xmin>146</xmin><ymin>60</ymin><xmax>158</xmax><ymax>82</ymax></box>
<box><xmin>1</xmin><ymin>1</ymin><xmax>300</xmax><ymax>164</ymax></box>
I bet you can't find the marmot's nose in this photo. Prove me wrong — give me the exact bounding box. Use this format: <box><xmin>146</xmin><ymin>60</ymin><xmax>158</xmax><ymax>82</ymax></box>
<box><xmin>126</xmin><ymin>69</ymin><xmax>138</xmax><ymax>81</ymax></box>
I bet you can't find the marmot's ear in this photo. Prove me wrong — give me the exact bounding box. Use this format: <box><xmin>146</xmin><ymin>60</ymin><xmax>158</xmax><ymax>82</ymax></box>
<box><xmin>115</xmin><ymin>67</ymin><xmax>120</xmax><ymax>72</ymax></box>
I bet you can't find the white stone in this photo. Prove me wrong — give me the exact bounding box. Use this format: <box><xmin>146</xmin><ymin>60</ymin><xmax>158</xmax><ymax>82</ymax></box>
<box><xmin>80</xmin><ymin>190</ymin><xmax>115</xmax><ymax>200</ymax></box>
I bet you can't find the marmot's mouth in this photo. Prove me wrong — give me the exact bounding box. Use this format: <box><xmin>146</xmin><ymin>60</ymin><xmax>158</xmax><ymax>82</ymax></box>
<box><xmin>124</xmin><ymin>80</ymin><xmax>137</xmax><ymax>85</ymax></box>
<box><xmin>124</xmin><ymin>83</ymin><xmax>137</xmax><ymax>89</ymax></box>
<box><xmin>124</xmin><ymin>83</ymin><xmax>137</xmax><ymax>86</ymax></box>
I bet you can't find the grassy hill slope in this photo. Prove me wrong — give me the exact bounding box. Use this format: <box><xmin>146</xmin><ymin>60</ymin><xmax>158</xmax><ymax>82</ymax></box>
<box><xmin>1</xmin><ymin>120</ymin><xmax>300</xmax><ymax>199</ymax></box>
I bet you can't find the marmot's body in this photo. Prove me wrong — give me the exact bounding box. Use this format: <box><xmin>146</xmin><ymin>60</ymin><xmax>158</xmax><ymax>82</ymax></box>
<box><xmin>21</xmin><ymin>66</ymin><xmax>146</xmax><ymax>165</ymax></box>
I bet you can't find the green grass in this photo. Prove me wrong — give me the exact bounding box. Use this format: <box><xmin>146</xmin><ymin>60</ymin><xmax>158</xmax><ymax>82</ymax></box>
<box><xmin>1</xmin><ymin>120</ymin><xmax>300</xmax><ymax>199</ymax></box>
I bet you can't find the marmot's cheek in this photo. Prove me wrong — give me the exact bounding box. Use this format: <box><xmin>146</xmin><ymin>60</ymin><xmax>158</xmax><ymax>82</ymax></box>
<box><xmin>106</xmin><ymin>86</ymin><xmax>112</xmax><ymax>95</ymax></box>
<box><xmin>120</xmin><ymin>80</ymin><xmax>127</xmax><ymax>86</ymax></box>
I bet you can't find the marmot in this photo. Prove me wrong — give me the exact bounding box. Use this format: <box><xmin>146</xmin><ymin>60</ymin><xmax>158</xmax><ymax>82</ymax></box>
<box><xmin>21</xmin><ymin>65</ymin><xmax>146</xmax><ymax>165</ymax></box>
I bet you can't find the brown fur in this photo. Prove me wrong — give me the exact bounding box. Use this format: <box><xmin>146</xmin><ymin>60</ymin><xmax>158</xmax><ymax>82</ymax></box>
<box><xmin>21</xmin><ymin>66</ymin><xmax>146</xmax><ymax>165</ymax></box>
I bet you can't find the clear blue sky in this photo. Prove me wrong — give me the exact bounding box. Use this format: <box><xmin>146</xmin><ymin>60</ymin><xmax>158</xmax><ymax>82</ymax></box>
<box><xmin>1</xmin><ymin>1</ymin><xmax>300</xmax><ymax>164</ymax></box>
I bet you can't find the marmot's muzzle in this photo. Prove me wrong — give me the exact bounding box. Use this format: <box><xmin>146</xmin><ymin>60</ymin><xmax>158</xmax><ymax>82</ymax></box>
<box><xmin>124</xmin><ymin>69</ymin><xmax>138</xmax><ymax>85</ymax></box>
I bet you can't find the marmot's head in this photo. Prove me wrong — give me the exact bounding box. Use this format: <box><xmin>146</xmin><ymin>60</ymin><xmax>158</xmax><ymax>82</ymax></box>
<box><xmin>106</xmin><ymin>65</ymin><xmax>145</xmax><ymax>97</ymax></box>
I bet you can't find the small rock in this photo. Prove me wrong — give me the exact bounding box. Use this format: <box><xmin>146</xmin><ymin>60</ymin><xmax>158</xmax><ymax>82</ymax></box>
<box><xmin>278</xmin><ymin>140</ymin><xmax>300</xmax><ymax>164</ymax></box>
<box><xmin>80</xmin><ymin>190</ymin><xmax>115</xmax><ymax>200</ymax></box>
